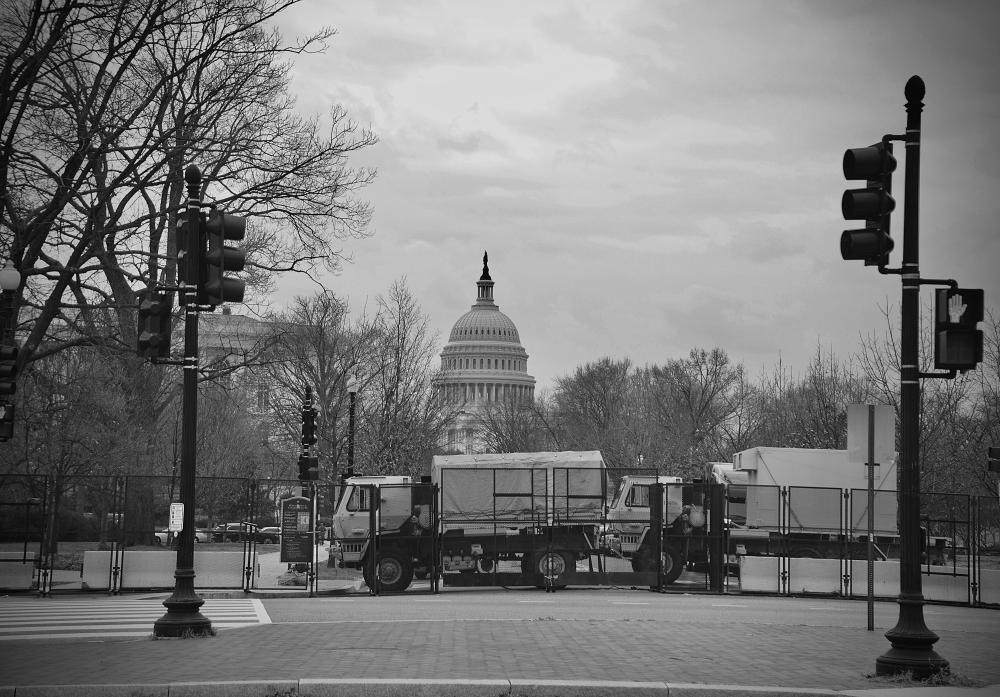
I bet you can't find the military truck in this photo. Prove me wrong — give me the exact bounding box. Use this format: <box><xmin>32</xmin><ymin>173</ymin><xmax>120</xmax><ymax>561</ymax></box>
<box><xmin>330</xmin><ymin>451</ymin><xmax>608</xmax><ymax>591</ymax></box>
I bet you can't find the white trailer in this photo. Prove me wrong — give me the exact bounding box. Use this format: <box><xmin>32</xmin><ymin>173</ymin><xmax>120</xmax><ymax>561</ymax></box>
<box><xmin>732</xmin><ymin>447</ymin><xmax>897</xmax><ymax>539</ymax></box>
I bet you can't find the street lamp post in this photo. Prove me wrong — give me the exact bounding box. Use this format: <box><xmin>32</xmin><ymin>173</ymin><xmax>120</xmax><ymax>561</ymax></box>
<box><xmin>875</xmin><ymin>76</ymin><xmax>948</xmax><ymax>678</ymax></box>
<box><xmin>153</xmin><ymin>166</ymin><xmax>212</xmax><ymax>638</ymax></box>
<box><xmin>346</xmin><ymin>374</ymin><xmax>358</xmax><ymax>480</ymax></box>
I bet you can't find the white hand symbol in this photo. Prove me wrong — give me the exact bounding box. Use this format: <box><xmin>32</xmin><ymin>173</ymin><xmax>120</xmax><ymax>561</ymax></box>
<box><xmin>948</xmin><ymin>294</ymin><xmax>966</xmax><ymax>323</ymax></box>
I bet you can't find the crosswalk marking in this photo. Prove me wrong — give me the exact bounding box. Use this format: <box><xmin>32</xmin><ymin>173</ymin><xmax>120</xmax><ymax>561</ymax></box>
<box><xmin>0</xmin><ymin>597</ymin><xmax>269</xmax><ymax>641</ymax></box>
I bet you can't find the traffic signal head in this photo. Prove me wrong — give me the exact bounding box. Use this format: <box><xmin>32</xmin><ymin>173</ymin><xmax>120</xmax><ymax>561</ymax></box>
<box><xmin>298</xmin><ymin>454</ymin><xmax>319</xmax><ymax>482</ymax></box>
<box><xmin>0</xmin><ymin>401</ymin><xmax>14</xmax><ymax>442</ymax></box>
<box><xmin>843</xmin><ymin>145</ymin><xmax>897</xmax><ymax>181</ymax></box>
<box><xmin>934</xmin><ymin>287</ymin><xmax>984</xmax><ymax>372</ymax></box>
<box><xmin>302</xmin><ymin>405</ymin><xmax>318</xmax><ymax>447</ymax></box>
<box><xmin>841</xmin><ymin>142</ymin><xmax>896</xmax><ymax>266</ymax></box>
<box><xmin>989</xmin><ymin>447</ymin><xmax>1000</xmax><ymax>473</ymax></box>
<box><xmin>203</xmin><ymin>209</ymin><xmax>247</xmax><ymax>306</ymax></box>
<box><xmin>136</xmin><ymin>289</ymin><xmax>174</xmax><ymax>359</ymax></box>
<box><xmin>176</xmin><ymin>211</ymin><xmax>205</xmax><ymax>306</ymax></box>
<box><xmin>0</xmin><ymin>344</ymin><xmax>18</xmax><ymax>396</ymax></box>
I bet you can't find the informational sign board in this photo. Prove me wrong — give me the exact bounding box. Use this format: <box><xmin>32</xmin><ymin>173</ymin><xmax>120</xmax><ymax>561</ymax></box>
<box><xmin>847</xmin><ymin>404</ymin><xmax>895</xmax><ymax>473</ymax></box>
<box><xmin>280</xmin><ymin>496</ymin><xmax>313</xmax><ymax>563</ymax></box>
<box><xmin>168</xmin><ymin>502</ymin><xmax>184</xmax><ymax>532</ymax></box>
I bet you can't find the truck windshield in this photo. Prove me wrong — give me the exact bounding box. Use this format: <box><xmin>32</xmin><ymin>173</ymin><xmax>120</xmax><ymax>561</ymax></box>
<box><xmin>626</xmin><ymin>484</ymin><xmax>650</xmax><ymax>508</ymax></box>
<box><xmin>345</xmin><ymin>486</ymin><xmax>372</xmax><ymax>512</ymax></box>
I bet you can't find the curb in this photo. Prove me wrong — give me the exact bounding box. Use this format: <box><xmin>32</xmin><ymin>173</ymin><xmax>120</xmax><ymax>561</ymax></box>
<box><xmin>5</xmin><ymin>680</ymin><xmax>998</xmax><ymax>697</ymax></box>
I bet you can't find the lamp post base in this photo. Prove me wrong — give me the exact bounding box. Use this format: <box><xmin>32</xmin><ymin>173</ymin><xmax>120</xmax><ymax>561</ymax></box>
<box><xmin>876</xmin><ymin>647</ymin><xmax>950</xmax><ymax>680</ymax></box>
<box><xmin>876</xmin><ymin>595</ymin><xmax>949</xmax><ymax>679</ymax></box>
<box><xmin>152</xmin><ymin>568</ymin><xmax>213</xmax><ymax>638</ymax></box>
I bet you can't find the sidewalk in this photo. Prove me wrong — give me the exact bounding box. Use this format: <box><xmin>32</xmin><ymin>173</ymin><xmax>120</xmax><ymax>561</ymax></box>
<box><xmin>1</xmin><ymin>592</ymin><xmax>999</xmax><ymax>697</ymax></box>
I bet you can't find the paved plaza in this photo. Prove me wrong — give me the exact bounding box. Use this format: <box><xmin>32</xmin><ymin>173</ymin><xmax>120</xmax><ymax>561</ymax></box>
<box><xmin>1</xmin><ymin>590</ymin><xmax>998</xmax><ymax>696</ymax></box>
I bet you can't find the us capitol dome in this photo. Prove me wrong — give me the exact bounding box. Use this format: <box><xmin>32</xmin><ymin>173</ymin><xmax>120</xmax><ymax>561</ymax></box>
<box><xmin>434</xmin><ymin>252</ymin><xmax>535</xmax><ymax>453</ymax></box>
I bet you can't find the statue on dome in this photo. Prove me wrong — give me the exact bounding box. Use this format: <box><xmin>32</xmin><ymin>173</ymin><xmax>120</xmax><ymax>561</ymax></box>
<box><xmin>480</xmin><ymin>250</ymin><xmax>491</xmax><ymax>281</ymax></box>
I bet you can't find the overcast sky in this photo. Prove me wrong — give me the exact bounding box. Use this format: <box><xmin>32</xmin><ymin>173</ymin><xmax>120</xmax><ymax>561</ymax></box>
<box><xmin>271</xmin><ymin>0</ymin><xmax>1000</xmax><ymax>393</ymax></box>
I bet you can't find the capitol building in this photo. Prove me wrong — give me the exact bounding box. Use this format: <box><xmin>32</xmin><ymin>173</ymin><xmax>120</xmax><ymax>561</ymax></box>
<box><xmin>434</xmin><ymin>252</ymin><xmax>536</xmax><ymax>454</ymax></box>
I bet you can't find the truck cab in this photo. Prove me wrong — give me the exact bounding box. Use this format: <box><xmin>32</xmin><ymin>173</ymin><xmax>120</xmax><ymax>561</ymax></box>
<box><xmin>330</xmin><ymin>476</ymin><xmax>436</xmax><ymax>591</ymax></box>
<box><xmin>331</xmin><ymin>476</ymin><xmax>412</xmax><ymax>567</ymax></box>
<box><xmin>605</xmin><ymin>475</ymin><xmax>685</xmax><ymax>555</ymax></box>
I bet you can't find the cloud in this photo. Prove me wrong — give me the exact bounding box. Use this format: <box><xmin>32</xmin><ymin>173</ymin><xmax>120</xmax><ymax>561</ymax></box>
<box><xmin>271</xmin><ymin>0</ymin><xmax>1000</xmax><ymax>392</ymax></box>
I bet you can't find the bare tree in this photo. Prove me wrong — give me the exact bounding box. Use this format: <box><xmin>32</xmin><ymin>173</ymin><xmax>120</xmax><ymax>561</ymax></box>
<box><xmin>1</xmin><ymin>0</ymin><xmax>376</xmax><ymax>368</ymax></box>
<box><xmin>648</xmin><ymin>348</ymin><xmax>744</xmax><ymax>478</ymax></box>
<box><xmin>552</xmin><ymin>357</ymin><xmax>636</xmax><ymax>470</ymax></box>
<box><xmin>355</xmin><ymin>280</ymin><xmax>453</xmax><ymax>478</ymax></box>
<box><xmin>479</xmin><ymin>395</ymin><xmax>560</xmax><ymax>454</ymax></box>
<box><xmin>263</xmin><ymin>291</ymin><xmax>378</xmax><ymax>484</ymax></box>
<box><xmin>856</xmin><ymin>303</ymin><xmax>984</xmax><ymax>494</ymax></box>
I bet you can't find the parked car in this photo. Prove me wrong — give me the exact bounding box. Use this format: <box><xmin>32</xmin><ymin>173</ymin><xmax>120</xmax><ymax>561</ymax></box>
<box><xmin>211</xmin><ymin>523</ymin><xmax>246</xmax><ymax>543</ymax></box>
<box><xmin>153</xmin><ymin>529</ymin><xmax>209</xmax><ymax>545</ymax></box>
<box><xmin>256</xmin><ymin>526</ymin><xmax>280</xmax><ymax>544</ymax></box>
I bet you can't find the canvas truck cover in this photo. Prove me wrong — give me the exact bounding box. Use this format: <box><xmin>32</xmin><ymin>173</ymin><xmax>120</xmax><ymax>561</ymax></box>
<box><xmin>432</xmin><ymin>451</ymin><xmax>607</xmax><ymax>526</ymax></box>
<box><xmin>732</xmin><ymin>447</ymin><xmax>898</xmax><ymax>535</ymax></box>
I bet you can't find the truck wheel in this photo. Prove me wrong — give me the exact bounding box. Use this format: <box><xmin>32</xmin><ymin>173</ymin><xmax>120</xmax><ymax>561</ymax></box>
<box><xmin>631</xmin><ymin>545</ymin><xmax>683</xmax><ymax>584</ymax></box>
<box><xmin>523</xmin><ymin>551</ymin><xmax>573</xmax><ymax>588</ymax></box>
<box><xmin>368</xmin><ymin>551</ymin><xmax>413</xmax><ymax>592</ymax></box>
<box><xmin>789</xmin><ymin>547</ymin><xmax>822</xmax><ymax>559</ymax></box>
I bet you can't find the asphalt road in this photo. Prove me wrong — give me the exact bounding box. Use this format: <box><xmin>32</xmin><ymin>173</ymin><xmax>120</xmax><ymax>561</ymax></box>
<box><xmin>262</xmin><ymin>585</ymin><xmax>998</xmax><ymax>636</ymax></box>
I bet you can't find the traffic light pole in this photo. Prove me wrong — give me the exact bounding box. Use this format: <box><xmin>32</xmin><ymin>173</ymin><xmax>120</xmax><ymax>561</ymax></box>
<box><xmin>154</xmin><ymin>166</ymin><xmax>212</xmax><ymax>638</ymax></box>
<box><xmin>875</xmin><ymin>75</ymin><xmax>948</xmax><ymax>678</ymax></box>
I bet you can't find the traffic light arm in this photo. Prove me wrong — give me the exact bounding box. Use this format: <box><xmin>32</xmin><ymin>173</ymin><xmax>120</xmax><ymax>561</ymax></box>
<box><xmin>918</xmin><ymin>277</ymin><xmax>958</xmax><ymax>289</ymax></box>
<box><xmin>870</xmin><ymin>133</ymin><xmax>906</xmax><ymax>275</ymax></box>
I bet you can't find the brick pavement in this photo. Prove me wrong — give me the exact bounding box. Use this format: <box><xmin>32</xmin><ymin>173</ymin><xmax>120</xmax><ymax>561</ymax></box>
<box><xmin>1</xmin><ymin>610</ymin><xmax>999</xmax><ymax>693</ymax></box>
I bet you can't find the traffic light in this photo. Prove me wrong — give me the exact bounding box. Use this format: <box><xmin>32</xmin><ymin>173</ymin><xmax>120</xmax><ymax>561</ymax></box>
<box><xmin>203</xmin><ymin>209</ymin><xmax>246</xmax><ymax>306</ymax></box>
<box><xmin>934</xmin><ymin>287</ymin><xmax>984</xmax><ymax>372</ymax></box>
<box><xmin>988</xmin><ymin>447</ymin><xmax>1000</xmax><ymax>474</ymax></box>
<box><xmin>176</xmin><ymin>210</ymin><xmax>204</xmax><ymax>306</ymax></box>
<box><xmin>136</xmin><ymin>289</ymin><xmax>174</xmax><ymax>359</ymax></box>
<box><xmin>0</xmin><ymin>344</ymin><xmax>18</xmax><ymax>396</ymax></box>
<box><xmin>301</xmin><ymin>403</ymin><xmax>318</xmax><ymax>448</ymax></box>
<box><xmin>841</xmin><ymin>142</ymin><xmax>896</xmax><ymax>266</ymax></box>
<box><xmin>298</xmin><ymin>454</ymin><xmax>318</xmax><ymax>482</ymax></box>
<box><xmin>0</xmin><ymin>402</ymin><xmax>14</xmax><ymax>442</ymax></box>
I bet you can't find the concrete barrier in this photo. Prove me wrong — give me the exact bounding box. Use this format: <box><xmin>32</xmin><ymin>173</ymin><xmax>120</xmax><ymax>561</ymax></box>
<box><xmin>977</xmin><ymin>567</ymin><xmax>1000</xmax><ymax>605</ymax></box>
<box><xmin>81</xmin><ymin>550</ymin><xmax>250</xmax><ymax>590</ymax></box>
<box><xmin>737</xmin><ymin>556</ymin><xmax>780</xmax><ymax>592</ymax></box>
<box><xmin>740</xmin><ymin>555</ymin><xmax>1000</xmax><ymax>604</ymax></box>
<box><xmin>787</xmin><ymin>558</ymin><xmax>841</xmax><ymax>594</ymax></box>
<box><xmin>0</xmin><ymin>551</ymin><xmax>36</xmax><ymax>590</ymax></box>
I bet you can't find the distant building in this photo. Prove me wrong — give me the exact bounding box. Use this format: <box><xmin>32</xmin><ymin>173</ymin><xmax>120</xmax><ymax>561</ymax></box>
<box><xmin>434</xmin><ymin>252</ymin><xmax>535</xmax><ymax>454</ymax></box>
<box><xmin>196</xmin><ymin>307</ymin><xmax>274</xmax><ymax>413</ymax></box>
